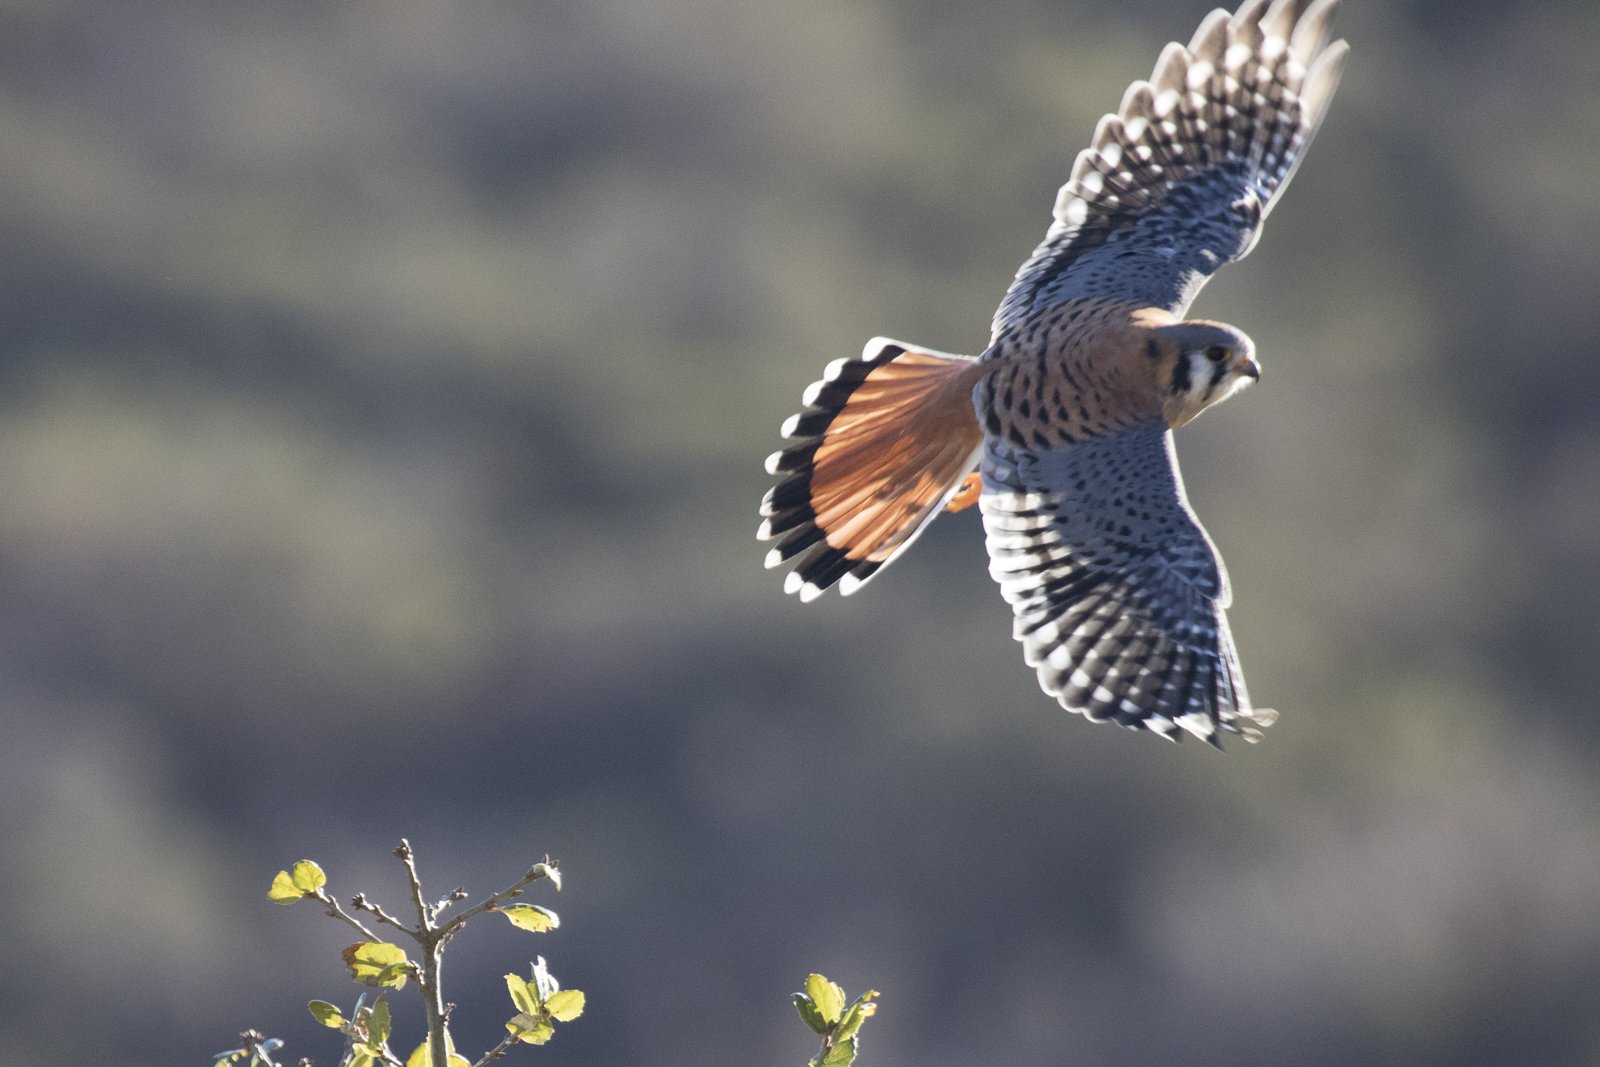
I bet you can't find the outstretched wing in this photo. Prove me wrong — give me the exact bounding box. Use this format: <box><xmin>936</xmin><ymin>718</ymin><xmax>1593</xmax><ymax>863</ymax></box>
<box><xmin>980</xmin><ymin>423</ymin><xmax>1274</xmax><ymax>745</ymax></box>
<box><xmin>992</xmin><ymin>0</ymin><xmax>1348</xmax><ymax>335</ymax></box>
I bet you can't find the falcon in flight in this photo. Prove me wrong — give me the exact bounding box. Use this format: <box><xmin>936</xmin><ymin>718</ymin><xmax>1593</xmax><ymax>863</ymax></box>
<box><xmin>760</xmin><ymin>1</ymin><xmax>1348</xmax><ymax>746</ymax></box>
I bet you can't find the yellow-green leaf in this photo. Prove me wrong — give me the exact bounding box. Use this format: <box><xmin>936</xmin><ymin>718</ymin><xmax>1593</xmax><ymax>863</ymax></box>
<box><xmin>308</xmin><ymin>1000</ymin><xmax>344</xmax><ymax>1028</ymax></box>
<box><xmin>343</xmin><ymin>942</ymin><xmax>412</xmax><ymax>989</ymax></box>
<box><xmin>805</xmin><ymin>974</ymin><xmax>845</xmax><ymax>1026</ymax></box>
<box><xmin>368</xmin><ymin>995</ymin><xmax>392</xmax><ymax>1045</ymax></box>
<box><xmin>290</xmin><ymin>860</ymin><xmax>326</xmax><ymax>893</ymax></box>
<box><xmin>504</xmin><ymin>973</ymin><xmax>539</xmax><ymax>1016</ymax></box>
<box><xmin>268</xmin><ymin>870</ymin><xmax>304</xmax><ymax>903</ymax></box>
<box><xmin>506</xmin><ymin>1014</ymin><xmax>555</xmax><ymax>1045</ymax></box>
<box><xmin>404</xmin><ymin>1034</ymin><xmax>471</xmax><ymax>1067</ymax></box>
<box><xmin>818</xmin><ymin>1035</ymin><xmax>857</xmax><ymax>1067</ymax></box>
<box><xmin>836</xmin><ymin>992</ymin><xmax>879</xmax><ymax>1041</ymax></box>
<box><xmin>794</xmin><ymin>993</ymin><xmax>826</xmax><ymax>1034</ymax></box>
<box><xmin>348</xmin><ymin>1051</ymin><xmax>376</xmax><ymax>1067</ymax></box>
<box><xmin>545</xmin><ymin>988</ymin><xmax>585</xmax><ymax>1022</ymax></box>
<box><xmin>501</xmin><ymin>904</ymin><xmax>559</xmax><ymax>933</ymax></box>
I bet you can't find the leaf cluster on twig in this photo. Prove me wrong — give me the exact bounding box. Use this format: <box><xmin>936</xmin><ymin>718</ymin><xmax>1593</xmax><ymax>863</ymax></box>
<box><xmin>231</xmin><ymin>841</ymin><xmax>581</xmax><ymax>1067</ymax></box>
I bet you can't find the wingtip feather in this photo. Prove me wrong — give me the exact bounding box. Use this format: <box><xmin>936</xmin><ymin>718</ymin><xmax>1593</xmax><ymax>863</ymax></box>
<box><xmin>1187</xmin><ymin>9</ymin><xmax>1231</xmax><ymax>62</ymax></box>
<box><xmin>1290</xmin><ymin>0</ymin><xmax>1340</xmax><ymax>65</ymax></box>
<box><xmin>1259</xmin><ymin>0</ymin><xmax>1300</xmax><ymax>42</ymax></box>
<box><xmin>1119</xmin><ymin>79</ymin><xmax>1155</xmax><ymax>122</ymax></box>
<box><xmin>1151</xmin><ymin>41</ymin><xmax>1190</xmax><ymax>95</ymax></box>
<box><xmin>1301</xmin><ymin>38</ymin><xmax>1349</xmax><ymax>120</ymax></box>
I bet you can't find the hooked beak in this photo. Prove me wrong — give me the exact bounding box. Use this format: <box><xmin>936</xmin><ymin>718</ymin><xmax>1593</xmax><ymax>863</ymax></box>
<box><xmin>1239</xmin><ymin>357</ymin><xmax>1262</xmax><ymax>381</ymax></box>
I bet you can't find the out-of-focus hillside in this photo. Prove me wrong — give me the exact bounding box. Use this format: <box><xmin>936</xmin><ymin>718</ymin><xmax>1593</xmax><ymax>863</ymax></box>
<box><xmin>2</xmin><ymin>2</ymin><xmax>1599</xmax><ymax>1064</ymax></box>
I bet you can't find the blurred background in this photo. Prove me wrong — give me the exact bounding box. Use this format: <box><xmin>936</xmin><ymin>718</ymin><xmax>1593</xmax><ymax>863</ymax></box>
<box><xmin>1</xmin><ymin>1</ymin><xmax>1598</xmax><ymax>1064</ymax></box>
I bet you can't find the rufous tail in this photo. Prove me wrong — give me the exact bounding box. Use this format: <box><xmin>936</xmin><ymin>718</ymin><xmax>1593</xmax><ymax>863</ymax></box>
<box><xmin>759</xmin><ymin>337</ymin><xmax>987</xmax><ymax>600</ymax></box>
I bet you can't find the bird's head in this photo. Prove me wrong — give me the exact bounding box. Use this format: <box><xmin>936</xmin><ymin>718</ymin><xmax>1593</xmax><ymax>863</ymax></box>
<box><xmin>1149</xmin><ymin>320</ymin><xmax>1260</xmax><ymax>428</ymax></box>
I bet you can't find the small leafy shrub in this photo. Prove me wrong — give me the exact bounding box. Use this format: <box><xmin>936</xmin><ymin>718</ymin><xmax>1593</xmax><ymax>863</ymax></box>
<box><xmin>216</xmin><ymin>840</ymin><xmax>582</xmax><ymax>1067</ymax></box>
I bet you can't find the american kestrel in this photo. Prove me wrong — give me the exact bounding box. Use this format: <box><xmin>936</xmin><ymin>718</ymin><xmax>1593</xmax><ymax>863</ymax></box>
<box><xmin>759</xmin><ymin>1</ymin><xmax>1348</xmax><ymax>746</ymax></box>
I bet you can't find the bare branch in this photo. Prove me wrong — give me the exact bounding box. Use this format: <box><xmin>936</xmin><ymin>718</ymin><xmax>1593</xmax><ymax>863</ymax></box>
<box><xmin>441</xmin><ymin>857</ymin><xmax>561</xmax><ymax>938</ymax></box>
<box><xmin>469</xmin><ymin>1030</ymin><xmax>520</xmax><ymax>1067</ymax></box>
<box><xmin>432</xmin><ymin>887</ymin><xmax>470</xmax><ymax>917</ymax></box>
<box><xmin>394</xmin><ymin>840</ymin><xmax>451</xmax><ymax>1067</ymax></box>
<box><xmin>395</xmin><ymin>839</ymin><xmax>433</xmax><ymax>934</ymax></box>
<box><xmin>311</xmin><ymin>888</ymin><xmax>384</xmax><ymax>944</ymax></box>
<box><xmin>351</xmin><ymin>892</ymin><xmax>415</xmax><ymax>936</ymax></box>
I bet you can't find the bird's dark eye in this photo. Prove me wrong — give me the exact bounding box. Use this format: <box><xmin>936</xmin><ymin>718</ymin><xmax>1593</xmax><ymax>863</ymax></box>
<box><xmin>1204</xmin><ymin>345</ymin><xmax>1230</xmax><ymax>363</ymax></box>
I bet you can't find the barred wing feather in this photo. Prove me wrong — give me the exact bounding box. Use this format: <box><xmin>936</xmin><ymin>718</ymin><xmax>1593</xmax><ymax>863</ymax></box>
<box><xmin>980</xmin><ymin>423</ymin><xmax>1274</xmax><ymax>745</ymax></box>
<box><xmin>992</xmin><ymin>0</ymin><xmax>1348</xmax><ymax>334</ymax></box>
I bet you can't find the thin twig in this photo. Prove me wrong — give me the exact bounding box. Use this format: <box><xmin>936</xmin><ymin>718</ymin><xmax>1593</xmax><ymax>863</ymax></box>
<box><xmin>469</xmin><ymin>1030</ymin><xmax>520</xmax><ymax>1067</ymax></box>
<box><xmin>352</xmin><ymin>892</ymin><xmax>415</xmax><ymax>936</ymax></box>
<box><xmin>397</xmin><ymin>840</ymin><xmax>431</xmax><ymax>932</ymax></box>
<box><xmin>440</xmin><ymin>858</ymin><xmax>560</xmax><ymax>938</ymax></box>
<box><xmin>395</xmin><ymin>840</ymin><xmax>452</xmax><ymax>1067</ymax></box>
<box><xmin>432</xmin><ymin>887</ymin><xmax>469</xmax><ymax>918</ymax></box>
<box><xmin>311</xmin><ymin>888</ymin><xmax>385</xmax><ymax>943</ymax></box>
